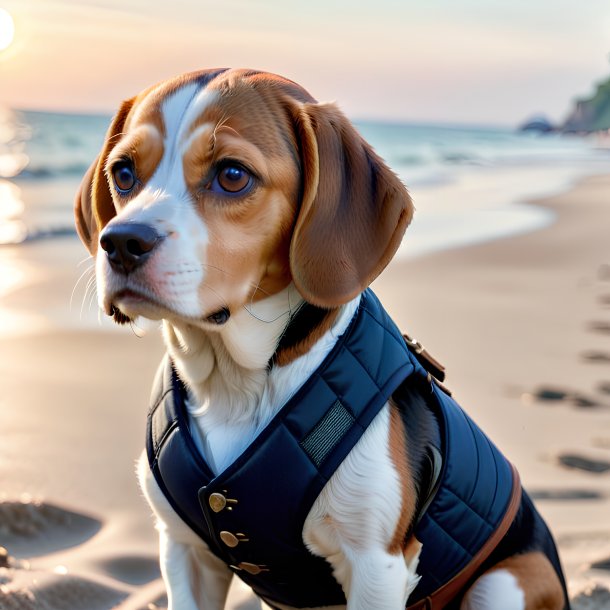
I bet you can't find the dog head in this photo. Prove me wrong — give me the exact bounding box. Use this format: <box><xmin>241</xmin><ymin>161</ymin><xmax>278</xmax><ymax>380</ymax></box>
<box><xmin>75</xmin><ymin>68</ymin><xmax>414</xmax><ymax>326</ymax></box>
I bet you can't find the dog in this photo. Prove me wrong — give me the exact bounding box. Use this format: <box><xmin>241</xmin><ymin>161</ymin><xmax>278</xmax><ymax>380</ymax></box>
<box><xmin>75</xmin><ymin>68</ymin><xmax>570</xmax><ymax>610</ymax></box>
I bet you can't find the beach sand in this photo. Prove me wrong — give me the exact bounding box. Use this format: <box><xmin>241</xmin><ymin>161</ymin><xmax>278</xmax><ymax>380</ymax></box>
<box><xmin>1</xmin><ymin>175</ymin><xmax>609</xmax><ymax>609</ymax></box>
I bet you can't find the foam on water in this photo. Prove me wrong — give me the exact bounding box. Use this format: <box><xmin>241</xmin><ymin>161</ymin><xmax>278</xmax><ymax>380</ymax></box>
<box><xmin>0</xmin><ymin>108</ymin><xmax>608</xmax><ymax>253</ymax></box>
<box><xmin>357</xmin><ymin>120</ymin><xmax>610</xmax><ymax>259</ymax></box>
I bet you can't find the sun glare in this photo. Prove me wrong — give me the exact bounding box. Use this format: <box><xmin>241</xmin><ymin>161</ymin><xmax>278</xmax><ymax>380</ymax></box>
<box><xmin>0</xmin><ymin>7</ymin><xmax>15</xmax><ymax>52</ymax></box>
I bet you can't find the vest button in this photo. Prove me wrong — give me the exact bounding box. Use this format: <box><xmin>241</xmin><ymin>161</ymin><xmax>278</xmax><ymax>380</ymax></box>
<box><xmin>220</xmin><ymin>531</ymin><xmax>239</xmax><ymax>547</ymax></box>
<box><xmin>209</xmin><ymin>493</ymin><xmax>227</xmax><ymax>513</ymax></box>
<box><xmin>238</xmin><ymin>562</ymin><xmax>269</xmax><ymax>575</ymax></box>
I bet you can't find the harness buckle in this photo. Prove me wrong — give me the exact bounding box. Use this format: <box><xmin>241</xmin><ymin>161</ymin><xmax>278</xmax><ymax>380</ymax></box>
<box><xmin>403</xmin><ymin>333</ymin><xmax>448</xmax><ymax>387</ymax></box>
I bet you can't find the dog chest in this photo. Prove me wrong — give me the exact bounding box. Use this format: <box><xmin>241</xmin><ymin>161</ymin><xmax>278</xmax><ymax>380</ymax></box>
<box><xmin>146</xmin><ymin>290</ymin><xmax>519</xmax><ymax>609</ymax></box>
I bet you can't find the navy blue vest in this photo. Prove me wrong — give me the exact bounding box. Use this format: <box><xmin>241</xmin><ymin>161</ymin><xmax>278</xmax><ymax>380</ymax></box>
<box><xmin>147</xmin><ymin>290</ymin><xmax>518</xmax><ymax>608</ymax></box>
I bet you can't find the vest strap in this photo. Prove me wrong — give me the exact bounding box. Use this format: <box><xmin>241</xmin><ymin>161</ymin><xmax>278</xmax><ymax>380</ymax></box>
<box><xmin>403</xmin><ymin>333</ymin><xmax>446</xmax><ymax>383</ymax></box>
<box><xmin>408</xmin><ymin>464</ymin><xmax>522</xmax><ymax>609</ymax></box>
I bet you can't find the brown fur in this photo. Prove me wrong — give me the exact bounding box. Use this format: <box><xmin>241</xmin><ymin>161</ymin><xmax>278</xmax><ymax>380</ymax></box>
<box><xmin>75</xmin><ymin>69</ymin><xmax>414</xmax><ymax>313</ymax></box>
<box><xmin>104</xmin><ymin>123</ymin><xmax>164</xmax><ymax>201</ymax></box>
<box><xmin>387</xmin><ymin>402</ymin><xmax>418</xmax><ymax>555</ymax></box>
<box><xmin>287</xmin><ymin>101</ymin><xmax>415</xmax><ymax>307</ymax></box>
<box><xmin>74</xmin><ymin>98</ymin><xmax>134</xmax><ymax>254</ymax></box>
<box><xmin>483</xmin><ymin>552</ymin><xmax>565</xmax><ymax>610</ymax></box>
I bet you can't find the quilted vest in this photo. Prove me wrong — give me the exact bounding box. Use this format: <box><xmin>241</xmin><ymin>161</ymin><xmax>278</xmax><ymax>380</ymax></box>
<box><xmin>146</xmin><ymin>289</ymin><xmax>519</xmax><ymax>609</ymax></box>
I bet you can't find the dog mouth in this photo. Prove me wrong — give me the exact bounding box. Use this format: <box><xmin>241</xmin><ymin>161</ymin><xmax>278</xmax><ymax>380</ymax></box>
<box><xmin>108</xmin><ymin>289</ymin><xmax>231</xmax><ymax>326</ymax></box>
<box><xmin>106</xmin><ymin>288</ymin><xmax>159</xmax><ymax>325</ymax></box>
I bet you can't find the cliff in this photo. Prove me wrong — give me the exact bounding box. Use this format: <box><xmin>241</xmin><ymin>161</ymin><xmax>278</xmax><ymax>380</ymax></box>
<box><xmin>562</xmin><ymin>75</ymin><xmax>610</xmax><ymax>133</ymax></box>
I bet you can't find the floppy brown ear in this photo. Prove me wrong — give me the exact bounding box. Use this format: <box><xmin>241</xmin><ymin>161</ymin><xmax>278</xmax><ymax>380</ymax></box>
<box><xmin>74</xmin><ymin>99</ymin><xmax>135</xmax><ymax>254</ymax></box>
<box><xmin>289</xmin><ymin>102</ymin><xmax>414</xmax><ymax>307</ymax></box>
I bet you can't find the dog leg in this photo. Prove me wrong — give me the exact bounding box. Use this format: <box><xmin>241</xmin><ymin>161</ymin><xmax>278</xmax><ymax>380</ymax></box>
<box><xmin>304</xmin><ymin>407</ymin><xmax>421</xmax><ymax>609</ymax></box>
<box><xmin>160</xmin><ymin>530</ymin><xmax>233</xmax><ymax>610</ymax></box>
<box><xmin>461</xmin><ymin>551</ymin><xmax>565</xmax><ymax>610</ymax></box>
<box><xmin>346</xmin><ymin>549</ymin><xmax>415</xmax><ymax>609</ymax></box>
<box><xmin>138</xmin><ymin>454</ymin><xmax>233</xmax><ymax>609</ymax></box>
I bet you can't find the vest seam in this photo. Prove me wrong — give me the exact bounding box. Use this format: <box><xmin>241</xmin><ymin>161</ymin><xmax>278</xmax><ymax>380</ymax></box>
<box><xmin>463</xmin><ymin>418</ymin><xmax>481</xmax><ymax>503</ymax></box>
<box><xmin>361</xmin><ymin>305</ymin><xmax>410</xmax><ymax>352</ymax></box>
<box><xmin>461</xmin><ymin>413</ymin><xmax>502</xmax><ymax>516</ymax></box>
<box><xmin>424</xmin><ymin>511</ymin><xmax>476</xmax><ymax>559</ymax></box>
<box><xmin>153</xmin><ymin>419</ymin><xmax>179</xmax><ymax>460</ymax></box>
<box><xmin>486</xmin><ymin>433</ymin><xmax>501</xmax><ymax>510</ymax></box>
<box><xmin>439</xmin><ymin>485</ymin><xmax>497</xmax><ymax>530</ymax></box>
<box><xmin>150</xmin><ymin>387</ymin><xmax>173</xmax><ymax>415</ymax></box>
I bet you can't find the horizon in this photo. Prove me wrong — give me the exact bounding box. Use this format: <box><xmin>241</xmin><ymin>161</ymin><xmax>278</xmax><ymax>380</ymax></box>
<box><xmin>0</xmin><ymin>1</ymin><xmax>609</xmax><ymax>126</ymax></box>
<box><xmin>13</xmin><ymin>105</ymin><xmax>530</xmax><ymax>131</ymax></box>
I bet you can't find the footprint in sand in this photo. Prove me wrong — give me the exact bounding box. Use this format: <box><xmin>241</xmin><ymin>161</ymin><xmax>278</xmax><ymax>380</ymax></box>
<box><xmin>0</xmin><ymin>499</ymin><xmax>101</xmax><ymax>558</ymax></box>
<box><xmin>529</xmin><ymin>489</ymin><xmax>604</xmax><ymax>501</ymax></box>
<box><xmin>591</xmin><ymin>556</ymin><xmax>610</xmax><ymax>571</ymax></box>
<box><xmin>0</xmin><ymin>500</ymin><xmax>123</xmax><ymax>610</ymax></box>
<box><xmin>589</xmin><ymin>320</ymin><xmax>610</xmax><ymax>334</ymax></box>
<box><xmin>558</xmin><ymin>453</ymin><xmax>610</xmax><ymax>474</ymax></box>
<box><xmin>598</xmin><ymin>294</ymin><xmax>610</xmax><ymax>307</ymax></box>
<box><xmin>598</xmin><ymin>382</ymin><xmax>610</xmax><ymax>396</ymax></box>
<box><xmin>96</xmin><ymin>554</ymin><xmax>161</xmax><ymax>586</ymax></box>
<box><xmin>522</xmin><ymin>386</ymin><xmax>603</xmax><ymax>409</ymax></box>
<box><xmin>0</xmin><ymin>569</ymin><xmax>127</xmax><ymax>610</ymax></box>
<box><xmin>582</xmin><ymin>350</ymin><xmax>610</xmax><ymax>364</ymax></box>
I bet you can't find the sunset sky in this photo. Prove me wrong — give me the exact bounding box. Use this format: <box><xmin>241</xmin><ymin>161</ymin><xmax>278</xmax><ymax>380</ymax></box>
<box><xmin>0</xmin><ymin>0</ymin><xmax>609</xmax><ymax>125</ymax></box>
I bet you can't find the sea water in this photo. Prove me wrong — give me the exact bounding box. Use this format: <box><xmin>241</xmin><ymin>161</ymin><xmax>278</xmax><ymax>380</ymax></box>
<box><xmin>0</xmin><ymin>107</ymin><xmax>608</xmax><ymax>257</ymax></box>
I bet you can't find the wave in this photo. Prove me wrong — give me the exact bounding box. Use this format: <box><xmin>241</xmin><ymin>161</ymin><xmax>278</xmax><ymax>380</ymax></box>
<box><xmin>1</xmin><ymin>108</ymin><xmax>107</xmax><ymax>182</ymax></box>
<box><xmin>13</xmin><ymin>162</ymin><xmax>92</xmax><ymax>180</ymax></box>
<box><xmin>0</xmin><ymin>223</ymin><xmax>77</xmax><ymax>246</ymax></box>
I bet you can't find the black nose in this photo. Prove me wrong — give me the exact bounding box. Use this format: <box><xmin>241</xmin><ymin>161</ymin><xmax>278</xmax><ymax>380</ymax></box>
<box><xmin>99</xmin><ymin>223</ymin><xmax>162</xmax><ymax>274</ymax></box>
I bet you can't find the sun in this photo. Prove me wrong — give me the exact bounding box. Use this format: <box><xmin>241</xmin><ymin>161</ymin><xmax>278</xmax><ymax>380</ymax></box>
<box><xmin>0</xmin><ymin>7</ymin><xmax>15</xmax><ymax>52</ymax></box>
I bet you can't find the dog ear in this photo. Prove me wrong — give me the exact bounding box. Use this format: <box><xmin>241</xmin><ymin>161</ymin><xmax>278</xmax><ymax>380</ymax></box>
<box><xmin>74</xmin><ymin>99</ymin><xmax>134</xmax><ymax>254</ymax></box>
<box><xmin>289</xmin><ymin>102</ymin><xmax>414</xmax><ymax>307</ymax></box>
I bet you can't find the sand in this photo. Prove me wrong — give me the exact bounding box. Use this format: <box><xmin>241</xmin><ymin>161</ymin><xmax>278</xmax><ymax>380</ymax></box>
<box><xmin>1</xmin><ymin>175</ymin><xmax>609</xmax><ymax>608</ymax></box>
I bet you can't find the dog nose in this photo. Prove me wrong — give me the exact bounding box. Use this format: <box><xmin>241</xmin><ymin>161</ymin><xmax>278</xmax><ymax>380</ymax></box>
<box><xmin>99</xmin><ymin>223</ymin><xmax>162</xmax><ymax>274</ymax></box>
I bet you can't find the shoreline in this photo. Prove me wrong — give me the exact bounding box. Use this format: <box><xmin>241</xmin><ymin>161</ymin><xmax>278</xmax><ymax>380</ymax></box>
<box><xmin>1</xmin><ymin>173</ymin><xmax>610</xmax><ymax>608</ymax></box>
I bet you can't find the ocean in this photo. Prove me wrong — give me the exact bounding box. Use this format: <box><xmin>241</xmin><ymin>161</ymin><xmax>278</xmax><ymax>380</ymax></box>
<box><xmin>1</xmin><ymin>107</ymin><xmax>608</xmax><ymax>257</ymax></box>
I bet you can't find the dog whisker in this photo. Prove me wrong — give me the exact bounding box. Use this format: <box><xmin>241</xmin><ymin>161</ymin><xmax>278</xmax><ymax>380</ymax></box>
<box><xmin>200</xmin><ymin>281</ymin><xmax>231</xmax><ymax>316</ymax></box>
<box><xmin>198</xmin><ymin>263</ymin><xmax>273</xmax><ymax>298</ymax></box>
<box><xmin>242</xmin><ymin>282</ymin><xmax>299</xmax><ymax>324</ymax></box>
<box><xmin>76</xmin><ymin>254</ymin><xmax>94</xmax><ymax>268</ymax></box>
<box><xmin>129</xmin><ymin>319</ymin><xmax>146</xmax><ymax>338</ymax></box>
<box><xmin>87</xmin><ymin>283</ymin><xmax>98</xmax><ymax>313</ymax></box>
<box><xmin>70</xmin><ymin>263</ymin><xmax>95</xmax><ymax>312</ymax></box>
<box><xmin>80</xmin><ymin>274</ymin><xmax>97</xmax><ymax>320</ymax></box>
<box><xmin>242</xmin><ymin>304</ymin><xmax>292</xmax><ymax>324</ymax></box>
<box><xmin>84</xmin><ymin>281</ymin><xmax>98</xmax><ymax>320</ymax></box>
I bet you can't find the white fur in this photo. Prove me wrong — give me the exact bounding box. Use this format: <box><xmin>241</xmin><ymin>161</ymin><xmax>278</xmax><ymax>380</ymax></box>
<box><xmin>461</xmin><ymin>569</ymin><xmax>525</xmax><ymax>610</ymax></box>
<box><xmin>175</xmin><ymin>289</ymin><xmax>359</xmax><ymax>474</ymax></box>
<box><xmin>98</xmin><ymin>86</ymin><xmax>217</xmax><ymax>321</ymax></box>
<box><xmin>303</xmin><ymin>406</ymin><xmax>421</xmax><ymax>608</ymax></box>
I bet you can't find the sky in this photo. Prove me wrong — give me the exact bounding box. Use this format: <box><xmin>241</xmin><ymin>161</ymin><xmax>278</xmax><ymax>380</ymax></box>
<box><xmin>0</xmin><ymin>0</ymin><xmax>609</xmax><ymax>126</ymax></box>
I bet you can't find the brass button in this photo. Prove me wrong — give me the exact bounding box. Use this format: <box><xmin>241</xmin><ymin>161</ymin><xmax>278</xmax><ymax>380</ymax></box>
<box><xmin>220</xmin><ymin>531</ymin><xmax>239</xmax><ymax>547</ymax></box>
<box><xmin>209</xmin><ymin>493</ymin><xmax>227</xmax><ymax>513</ymax></box>
<box><xmin>238</xmin><ymin>562</ymin><xmax>269</xmax><ymax>575</ymax></box>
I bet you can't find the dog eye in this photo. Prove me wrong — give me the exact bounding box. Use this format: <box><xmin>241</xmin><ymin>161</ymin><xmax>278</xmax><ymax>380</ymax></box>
<box><xmin>214</xmin><ymin>164</ymin><xmax>252</xmax><ymax>194</ymax></box>
<box><xmin>112</xmin><ymin>161</ymin><xmax>137</xmax><ymax>194</ymax></box>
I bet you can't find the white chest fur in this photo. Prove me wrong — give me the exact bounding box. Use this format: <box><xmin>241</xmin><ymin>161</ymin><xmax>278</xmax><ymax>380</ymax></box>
<box><xmin>183</xmin><ymin>293</ymin><xmax>360</xmax><ymax>475</ymax></box>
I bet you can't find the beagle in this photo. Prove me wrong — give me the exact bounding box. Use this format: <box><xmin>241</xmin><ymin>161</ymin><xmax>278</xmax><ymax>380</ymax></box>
<box><xmin>75</xmin><ymin>68</ymin><xmax>569</xmax><ymax>610</ymax></box>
